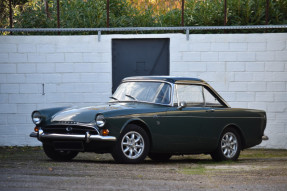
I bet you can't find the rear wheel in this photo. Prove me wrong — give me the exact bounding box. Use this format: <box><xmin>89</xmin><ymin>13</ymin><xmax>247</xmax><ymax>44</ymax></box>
<box><xmin>112</xmin><ymin>124</ymin><xmax>149</xmax><ymax>164</ymax></box>
<box><xmin>149</xmin><ymin>153</ymin><xmax>172</xmax><ymax>162</ymax></box>
<box><xmin>211</xmin><ymin>128</ymin><xmax>241</xmax><ymax>161</ymax></box>
<box><xmin>43</xmin><ymin>143</ymin><xmax>78</xmax><ymax>161</ymax></box>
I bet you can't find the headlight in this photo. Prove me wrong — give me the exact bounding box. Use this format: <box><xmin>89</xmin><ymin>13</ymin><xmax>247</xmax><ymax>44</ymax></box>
<box><xmin>32</xmin><ymin>111</ymin><xmax>42</xmax><ymax>125</ymax></box>
<box><xmin>96</xmin><ymin>114</ymin><xmax>105</xmax><ymax>128</ymax></box>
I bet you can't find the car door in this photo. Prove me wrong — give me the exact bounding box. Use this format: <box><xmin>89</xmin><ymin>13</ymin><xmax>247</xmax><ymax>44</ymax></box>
<box><xmin>158</xmin><ymin>84</ymin><xmax>208</xmax><ymax>153</ymax></box>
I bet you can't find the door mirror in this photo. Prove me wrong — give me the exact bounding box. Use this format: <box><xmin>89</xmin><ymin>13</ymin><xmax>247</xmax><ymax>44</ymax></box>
<box><xmin>177</xmin><ymin>101</ymin><xmax>187</xmax><ymax>110</ymax></box>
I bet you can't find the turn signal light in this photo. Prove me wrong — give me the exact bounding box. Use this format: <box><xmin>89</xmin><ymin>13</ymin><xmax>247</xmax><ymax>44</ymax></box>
<box><xmin>34</xmin><ymin>126</ymin><xmax>39</xmax><ymax>132</ymax></box>
<box><xmin>102</xmin><ymin>129</ymin><xmax>109</xmax><ymax>136</ymax></box>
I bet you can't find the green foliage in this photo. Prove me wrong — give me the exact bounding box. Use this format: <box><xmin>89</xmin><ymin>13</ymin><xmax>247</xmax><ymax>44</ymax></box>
<box><xmin>2</xmin><ymin>0</ymin><xmax>287</xmax><ymax>35</ymax></box>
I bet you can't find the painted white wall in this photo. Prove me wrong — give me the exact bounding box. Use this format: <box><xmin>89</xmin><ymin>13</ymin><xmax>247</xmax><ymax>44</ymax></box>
<box><xmin>0</xmin><ymin>33</ymin><xmax>286</xmax><ymax>148</ymax></box>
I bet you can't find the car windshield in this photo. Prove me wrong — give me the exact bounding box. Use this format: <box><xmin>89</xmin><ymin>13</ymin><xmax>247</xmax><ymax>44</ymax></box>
<box><xmin>110</xmin><ymin>81</ymin><xmax>171</xmax><ymax>105</ymax></box>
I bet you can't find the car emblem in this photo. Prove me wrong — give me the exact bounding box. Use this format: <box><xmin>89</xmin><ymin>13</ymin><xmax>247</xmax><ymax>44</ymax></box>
<box><xmin>66</xmin><ymin>126</ymin><xmax>73</xmax><ymax>132</ymax></box>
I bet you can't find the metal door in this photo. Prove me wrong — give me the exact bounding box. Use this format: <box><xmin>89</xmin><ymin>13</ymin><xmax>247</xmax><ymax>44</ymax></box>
<box><xmin>112</xmin><ymin>39</ymin><xmax>170</xmax><ymax>93</ymax></box>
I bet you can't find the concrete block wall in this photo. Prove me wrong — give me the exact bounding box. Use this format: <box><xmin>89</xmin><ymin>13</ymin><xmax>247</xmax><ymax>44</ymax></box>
<box><xmin>0</xmin><ymin>33</ymin><xmax>286</xmax><ymax>148</ymax></box>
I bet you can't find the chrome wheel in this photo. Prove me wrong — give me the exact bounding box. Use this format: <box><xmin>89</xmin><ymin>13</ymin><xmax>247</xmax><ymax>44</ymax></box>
<box><xmin>221</xmin><ymin>132</ymin><xmax>238</xmax><ymax>159</ymax></box>
<box><xmin>121</xmin><ymin>131</ymin><xmax>145</xmax><ymax>160</ymax></box>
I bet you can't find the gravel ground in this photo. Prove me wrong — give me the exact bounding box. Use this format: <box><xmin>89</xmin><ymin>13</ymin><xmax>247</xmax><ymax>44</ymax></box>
<box><xmin>0</xmin><ymin>147</ymin><xmax>286</xmax><ymax>191</ymax></box>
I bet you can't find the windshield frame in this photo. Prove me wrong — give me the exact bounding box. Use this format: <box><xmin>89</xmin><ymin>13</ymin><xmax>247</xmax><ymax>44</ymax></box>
<box><xmin>109</xmin><ymin>80</ymin><xmax>175</xmax><ymax>107</ymax></box>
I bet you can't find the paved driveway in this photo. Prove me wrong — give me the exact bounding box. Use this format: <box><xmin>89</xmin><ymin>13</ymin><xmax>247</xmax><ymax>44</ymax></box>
<box><xmin>0</xmin><ymin>147</ymin><xmax>286</xmax><ymax>191</ymax></box>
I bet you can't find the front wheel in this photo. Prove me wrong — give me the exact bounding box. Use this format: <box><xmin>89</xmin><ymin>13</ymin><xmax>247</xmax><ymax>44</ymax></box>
<box><xmin>211</xmin><ymin>128</ymin><xmax>241</xmax><ymax>161</ymax></box>
<box><xmin>111</xmin><ymin>124</ymin><xmax>150</xmax><ymax>164</ymax></box>
<box><xmin>43</xmin><ymin>143</ymin><xmax>78</xmax><ymax>161</ymax></box>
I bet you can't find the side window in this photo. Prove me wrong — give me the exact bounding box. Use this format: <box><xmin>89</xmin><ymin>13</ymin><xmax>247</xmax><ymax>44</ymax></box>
<box><xmin>203</xmin><ymin>87</ymin><xmax>223</xmax><ymax>107</ymax></box>
<box><xmin>176</xmin><ymin>84</ymin><xmax>204</xmax><ymax>106</ymax></box>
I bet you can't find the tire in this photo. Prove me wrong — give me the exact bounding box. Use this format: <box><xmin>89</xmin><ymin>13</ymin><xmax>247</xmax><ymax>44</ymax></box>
<box><xmin>149</xmin><ymin>153</ymin><xmax>172</xmax><ymax>162</ymax></box>
<box><xmin>211</xmin><ymin>128</ymin><xmax>241</xmax><ymax>161</ymax></box>
<box><xmin>43</xmin><ymin>143</ymin><xmax>78</xmax><ymax>161</ymax></box>
<box><xmin>111</xmin><ymin>124</ymin><xmax>150</xmax><ymax>164</ymax></box>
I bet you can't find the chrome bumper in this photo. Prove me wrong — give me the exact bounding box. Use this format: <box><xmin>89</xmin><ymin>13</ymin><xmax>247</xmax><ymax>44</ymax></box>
<box><xmin>262</xmin><ymin>135</ymin><xmax>269</xmax><ymax>141</ymax></box>
<box><xmin>30</xmin><ymin>129</ymin><xmax>116</xmax><ymax>143</ymax></box>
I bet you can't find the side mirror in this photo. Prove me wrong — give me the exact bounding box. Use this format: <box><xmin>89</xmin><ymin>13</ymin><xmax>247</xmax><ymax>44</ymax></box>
<box><xmin>177</xmin><ymin>101</ymin><xmax>187</xmax><ymax>110</ymax></box>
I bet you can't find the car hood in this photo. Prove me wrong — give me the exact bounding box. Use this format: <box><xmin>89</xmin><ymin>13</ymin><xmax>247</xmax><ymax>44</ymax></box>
<box><xmin>51</xmin><ymin>104</ymin><xmax>130</xmax><ymax>123</ymax></box>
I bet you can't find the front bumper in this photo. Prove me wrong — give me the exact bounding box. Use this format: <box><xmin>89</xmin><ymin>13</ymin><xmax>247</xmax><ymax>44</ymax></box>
<box><xmin>30</xmin><ymin>129</ymin><xmax>116</xmax><ymax>143</ymax></box>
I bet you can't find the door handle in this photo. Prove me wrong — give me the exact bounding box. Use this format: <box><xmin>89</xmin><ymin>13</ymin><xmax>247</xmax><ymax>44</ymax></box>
<box><xmin>206</xmin><ymin>109</ymin><xmax>215</xmax><ymax>112</ymax></box>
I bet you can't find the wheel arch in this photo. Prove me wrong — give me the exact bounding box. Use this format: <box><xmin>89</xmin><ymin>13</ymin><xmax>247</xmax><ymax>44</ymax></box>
<box><xmin>221</xmin><ymin>124</ymin><xmax>246</xmax><ymax>150</ymax></box>
<box><xmin>120</xmin><ymin>118</ymin><xmax>153</xmax><ymax>149</ymax></box>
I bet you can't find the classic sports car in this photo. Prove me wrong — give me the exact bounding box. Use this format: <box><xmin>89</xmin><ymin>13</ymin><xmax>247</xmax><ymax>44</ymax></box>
<box><xmin>30</xmin><ymin>76</ymin><xmax>268</xmax><ymax>163</ymax></box>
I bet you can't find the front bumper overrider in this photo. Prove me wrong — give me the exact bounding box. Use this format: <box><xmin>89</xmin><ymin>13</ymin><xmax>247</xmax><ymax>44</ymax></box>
<box><xmin>30</xmin><ymin>129</ymin><xmax>116</xmax><ymax>143</ymax></box>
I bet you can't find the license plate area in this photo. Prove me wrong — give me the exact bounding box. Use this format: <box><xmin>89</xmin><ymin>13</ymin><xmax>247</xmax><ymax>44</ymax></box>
<box><xmin>53</xmin><ymin>141</ymin><xmax>84</xmax><ymax>151</ymax></box>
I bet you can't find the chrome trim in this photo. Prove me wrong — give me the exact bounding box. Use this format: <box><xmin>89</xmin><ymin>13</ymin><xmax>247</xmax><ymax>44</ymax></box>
<box><xmin>30</xmin><ymin>129</ymin><xmax>116</xmax><ymax>143</ymax></box>
<box><xmin>262</xmin><ymin>135</ymin><xmax>269</xmax><ymax>141</ymax></box>
<box><xmin>48</xmin><ymin>123</ymin><xmax>100</xmax><ymax>134</ymax></box>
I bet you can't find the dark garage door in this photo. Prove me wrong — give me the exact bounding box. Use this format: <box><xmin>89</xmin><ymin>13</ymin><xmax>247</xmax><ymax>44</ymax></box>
<box><xmin>112</xmin><ymin>39</ymin><xmax>170</xmax><ymax>93</ymax></box>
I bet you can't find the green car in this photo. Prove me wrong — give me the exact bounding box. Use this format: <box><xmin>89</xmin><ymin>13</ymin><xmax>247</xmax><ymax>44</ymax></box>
<box><xmin>30</xmin><ymin>76</ymin><xmax>268</xmax><ymax>163</ymax></box>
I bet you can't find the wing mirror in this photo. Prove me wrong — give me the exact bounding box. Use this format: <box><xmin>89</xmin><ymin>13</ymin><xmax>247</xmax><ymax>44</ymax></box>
<box><xmin>177</xmin><ymin>101</ymin><xmax>187</xmax><ymax>110</ymax></box>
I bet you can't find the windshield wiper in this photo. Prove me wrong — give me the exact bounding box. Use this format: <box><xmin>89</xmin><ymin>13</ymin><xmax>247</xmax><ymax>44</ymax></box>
<box><xmin>125</xmin><ymin>94</ymin><xmax>138</xmax><ymax>101</ymax></box>
<box><xmin>109</xmin><ymin>96</ymin><xmax>120</xmax><ymax>101</ymax></box>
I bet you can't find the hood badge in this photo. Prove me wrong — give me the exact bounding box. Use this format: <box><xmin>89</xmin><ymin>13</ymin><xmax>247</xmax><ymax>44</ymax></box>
<box><xmin>66</xmin><ymin>126</ymin><xmax>73</xmax><ymax>132</ymax></box>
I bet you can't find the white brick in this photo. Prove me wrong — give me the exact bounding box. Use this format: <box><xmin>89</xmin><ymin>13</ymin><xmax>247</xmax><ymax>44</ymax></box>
<box><xmin>20</xmin><ymin>84</ymin><xmax>42</xmax><ymax>94</ymax></box>
<box><xmin>201</xmin><ymin>52</ymin><xmax>218</xmax><ymax>61</ymax></box>
<box><xmin>17</xmin><ymin>104</ymin><xmax>37</xmax><ymax>114</ymax></box>
<box><xmin>188</xmin><ymin>42</ymin><xmax>210</xmax><ymax>51</ymax></box>
<box><xmin>272</xmin><ymin>72</ymin><xmax>287</xmax><ymax>81</ymax></box>
<box><xmin>267</xmin><ymin>103</ymin><xmax>286</xmax><ymax>112</ymax></box>
<box><xmin>46</xmin><ymin>93</ymin><xmax>66</xmax><ymax>103</ymax></box>
<box><xmin>65</xmin><ymin>53</ymin><xmax>83</xmax><ymax>62</ymax></box>
<box><xmin>228</xmin><ymin>82</ymin><xmax>248</xmax><ymax>91</ymax></box>
<box><xmin>83</xmin><ymin>53</ymin><xmax>110</xmax><ymax>62</ymax></box>
<box><xmin>55</xmin><ymin>63</ymin><xmax>74</xmax><ymax>72</ymax></box>
<box><xmin>253</xmin><ymin>72</ymin><xmax>273</xmax><ymax>82</ymax></box>
<box><xmin>28</xmin><ymin>53</ymin><xmax>46</xmax><ymax>63</ymax></box>
<box><xmin>9</xmin><ymin>53</ymin><xmax>27</xmax><ymax>63</ymax></box>
<box><xmin>220</xmin><ymin>92</ymin><xmax>236</xmax><ymax>102</ymax></box>
<box><xmin>0</xmin><ymin>104</ymin><xmax>17</xmax><ymax>113</ymax></box>
<box><xmin>62</xmin><ymin>73</ymin><xmax>81</xmax><ymax>83</ymax></box>
<box><xmin>229</xmin><ymin>102</ymin><xmax>248</xmax><ymax>108</ymax></box>
<box><xmin>18</xmin><ymin>44</ymin><xmax>36</xmax><ymax>53</ymax></box>
<box><xmin>43</xmin><ymin>74</ymin><xmax>61</xmax><ymax>83</ymax></box>
<box><xmin>46</xmin><ymin>53</ymin><xmax>65</xmax><ymax>62</ymax></box>
<box><xmin>210</xmin><ymin>43</ymin><xmax>229</xmax><ymax>51</ymax></box>
<box><xmin>0</xmin><ymin>53</ymin><xmax>8</xmax><ymax>62</ymax></box>
<box><xmin>247</xmin><ymin>82</ymin><xmax>266</xmax><ymax>91</ymax></box>
<box><xmin>37</xmin><ymin>44</ymin><xmax>55</xmax><ymax>53</ymax></box>
<box><xmin>0</xmin><ymin>94</ymin><xmax>8</xmax><ymax>103</ymax></box>
<box><xmin>9</xmin><ymin>94</ymin><xmax>45</xmax><ymax>104</ymax></box>
<box><xmin>181</xmin><ymin>52</ymin><xmax>201</xmax><ymax>61</ymax></box>
<box><xmin>0</xmin><ymin>64</ymin><xmax>16</xmax><ymax>73</ymax></box>
<box><xmin>0</xmin><ymin>84</ymin><xmax>19</xmax><ymax>94</ymax></box>
<box><xmin>237</xmin><ymin>52</ymin><xmax>256</xmax><ymax>61</ymax></box>
<box><xmin>0</xmin><ymin>115</ymin><xmax>7</xmax><ymax>125</ymax></box>
<box><xmin>275</xmin><ymin>51</ymin><xmax>287</xmax><ymax>61</ymax></box>
<box><xmin>274</xmin><ymin>92</ymin><xmax>287</xmax><ymax>101</ymax></box>
<box><xmin>6</xmin><ymin>74</ymin><xmax>26</xmax><ymax>83</ymax></box>
<box><xmin>74</xmin><ymin>63</ymin><xmax>94</xmax><ymax>72</ymax></box>
<box><xmin>17</xmin><ymin>64</ymin><xmax>36</xmax><ymax>73</ymax></box>
<box><xmin>188</xmin><ymin>62</ymin><xmax>206</xmax><ymax>72</ymax></box>
<box><xmin>245</xmin><ymin>62</ymin><xmax>265</xmax><ymax>71</ymax></box>
<box><xmin>226</xmin><ymin>62</ymin><xmax>245</xmax><ymax>72</ymax></box>
<box><xmin>219</xmin><ymin>52</ymin><xmax>237</xmax><ymax>61</ymax></box>
<box><xmin>206</xmin><ymin>62</ymin><xmax>225</xmax><ymax>72</ymax></box>
<box><xmin>267</xmin><ymin>41</ymin><xmax>286</xmax><ymax>51</ymax></box>
<box><xmin>171</xmin><ymin>62</ymin><xmax>190</xmax><ymax>72</ymax></box>
<box><xmin>235</xmin><ymin>92</ymin><xmax>255</xmax><ymax>101</ymax></box>
<box><xmin>7</xmin><ymin>114</ymin><xmax>29</xmax><ymax>124</ymax></box>
<box><xmin>265</xmin><ymin>62</ymin><xmax>285</xmax><ymax>72</ymax></box>
<box><xmin>26</xmin><ymin>74</ymin><xmax>44</xmax><ymax>83</ymax></box>
<box><xmin>255</xmin><ymin>92</ymin><xmax>274</xmax><ymax>101</ymax></box>
<box><xmin>248</xmin><ymin>102</ymin><xmax>267</xmax><ymax>110</ymax></box>
<box><xmin>275</xmin><ymin>113</ymin><xmax>287</xmax><ymax>123</ymax></box>
<box><xmin>230</xmin><ymin>43</ymin><xmax>247</xmax><ymax>51</ymax></box>
<box><xmin>248</xmin><ymin>42</ymin><xmax>266</xmax><ymax>51</ymax></box>
<box><xmin>0</xmin><ymin>44</ymin><xmax>17</xmax><ymax>52</ymax></box>
<box><xmin>92</xmin><ymin>63</ymin><xmax>110</xmax><ymax>73</ymax></box>
<box><xmin>256</xmin><ymin>52</ymin><xmax>275</xmax><ymax>61</ymax></box>
<box><xmin>267</xmin><ymin>82</ymin><xmax>286</xmax><ymax>92</ymax></box>
<box><xmin>37</xmin><ymin>63</ymin><xmax>55</xmax><ymax>73</ymax></box>
<box><xmin>234</xmin><ymin>72</ymin><xmax>254</xmax><ymax>81</ymax></box>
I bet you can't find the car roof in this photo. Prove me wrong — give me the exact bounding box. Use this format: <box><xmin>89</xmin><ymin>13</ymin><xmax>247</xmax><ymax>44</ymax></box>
<box><xmin>123</xmin><ymin>76</ymin><xmax>206</xmax><ymax>84</ymax></box>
